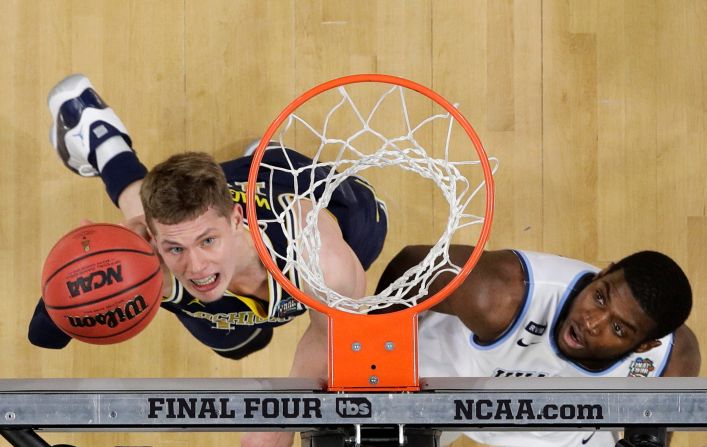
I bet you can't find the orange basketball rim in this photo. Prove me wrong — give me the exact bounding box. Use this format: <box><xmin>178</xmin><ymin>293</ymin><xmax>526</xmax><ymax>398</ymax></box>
<box><xmin>247</xmin><ymin>74</ymin><xmax>495</xmax><ymax>391</ymax></box>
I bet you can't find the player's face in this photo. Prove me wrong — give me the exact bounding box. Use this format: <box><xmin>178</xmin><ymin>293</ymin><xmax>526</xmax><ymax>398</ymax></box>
<box><xmin>556</xmin><ymin>268</ymin><xmax>658</xmax><ymax>367</ymax></box>
<box><xmin>152</xmin><ymin>207</ymin><xmax>239</xmax><ymax>303</ymax></box>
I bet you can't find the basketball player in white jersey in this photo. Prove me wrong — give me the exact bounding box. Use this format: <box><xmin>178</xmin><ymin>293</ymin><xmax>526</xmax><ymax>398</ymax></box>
<box><xmin>377</xmin><ymin>245</ymin><xmax>700</xmax><ymax>447</ymax></box>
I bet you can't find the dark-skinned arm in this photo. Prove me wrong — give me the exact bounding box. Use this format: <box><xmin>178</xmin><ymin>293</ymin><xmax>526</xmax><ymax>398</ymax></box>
<box><xmin>376</xmin><ymin>245</ymin><xmax>527</xmax><ymax>342</ymax></box>
<box><xmin>661</xmin><ymin>324</ymin><xmax>701</xmax><ymax>377</ymax></box>
<box><xmin>658</xmin><ymin>325</ymin><xmax>700</xmax><ymax>446</ymax></box>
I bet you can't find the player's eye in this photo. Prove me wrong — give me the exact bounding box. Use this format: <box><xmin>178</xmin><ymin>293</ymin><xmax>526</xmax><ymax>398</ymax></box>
<box><xmin>595</xmin><ymin>291</ymin><xmax>605</xmax><ymax>306</ymax></box>
<box><xmin>613</xmin><ymin>322</ymin><xmax>625</xmax><ymax>337</ymax></box>
<box><xmin>203</xmin><ymin>237</ymin><xmax>216</xmax><ymax>246</ymax></box>
<box><xmin>168</xmin><ymin>246</ymin><xmax>184</xmax><ymax>255</ymax></box>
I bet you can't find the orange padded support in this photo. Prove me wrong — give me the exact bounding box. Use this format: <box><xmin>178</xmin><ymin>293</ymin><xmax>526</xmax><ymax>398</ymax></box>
<box><xmin>328</xmin><ymin>312</ymin><xmax>419</xmax><ymax>391</ymax></box>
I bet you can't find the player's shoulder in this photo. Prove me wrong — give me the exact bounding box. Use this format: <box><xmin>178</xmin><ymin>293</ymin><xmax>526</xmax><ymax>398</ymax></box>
<box><xmin>513</xmin><ymin>250</ymin><xmax>599</xmax><ymax>284</ymax></box>
<box><xmin>434</xmin><ymin>247</ymin><xmax>525</xmax><ymax>339</ymax></box>
<box><xmin>219</xmin><ymin>156</ymin><xmax>252</xmax><ymax>179</ymax></box>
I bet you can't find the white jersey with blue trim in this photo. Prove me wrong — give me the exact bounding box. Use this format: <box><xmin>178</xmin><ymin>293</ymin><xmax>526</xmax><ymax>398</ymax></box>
<box><xmin>419</xmin><ymin>250</ymin><xmax>673</xmax><ymax>447</ymax></box>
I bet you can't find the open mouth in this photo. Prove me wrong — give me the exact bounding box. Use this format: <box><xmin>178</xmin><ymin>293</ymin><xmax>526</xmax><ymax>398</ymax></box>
<box><xmin>565</xmin><ymin>322</ymin><xmax>585</xmax><ymax>349</ymax></box>
<box><xmin>190</xmin><ymin>273</ymin><xmax>220</xmax><ymax>291</ymax></box>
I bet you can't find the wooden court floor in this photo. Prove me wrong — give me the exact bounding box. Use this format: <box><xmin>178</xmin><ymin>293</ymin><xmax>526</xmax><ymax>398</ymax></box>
<box><xmin>0</xmin><ymin>1</ymin><xmax>705</xmax><ymax>446</ymax></box>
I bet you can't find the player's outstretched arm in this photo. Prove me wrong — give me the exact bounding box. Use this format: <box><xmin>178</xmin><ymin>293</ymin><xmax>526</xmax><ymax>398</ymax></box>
<box><xmin>241</xmin><ymin>203</ymin><xmax>363</xmax><ymax>447</ymax></box>
<box><xmin>377</xmin><ymin>245</ymin><xmax>525</xmax><ymax>342</ymax></box>
<box><xmin>289</xmin><ymin>310</ymin><xmax>329</xmax><ymax>380</ymax></box>
<box><xmin>240</xmin><ymin>310</ymin><xmax>328</xmax><ymax>447</ymax></box>
<box><xmin>309</xmin><ymin>202</ymin><xmax>366</xmax><ymax>299</ymax></box>
<box><xmin>47</xmin><ymin>75</ymin><xmax>159</xmax><ymax>293</ymax></box>
<box><xmin>655</xmin><ymin>326</ymin><xmax>700</xmax><ymax>446</ymax></box>
<box><xmin>116</xmin><ymin>180</ymin><xmax>146</xmax><ymax>222</ymax></box>
<box><xmin>240</xmin><ymin>431</ymin><xmax>295</xmax><ymax>447</ymax></box>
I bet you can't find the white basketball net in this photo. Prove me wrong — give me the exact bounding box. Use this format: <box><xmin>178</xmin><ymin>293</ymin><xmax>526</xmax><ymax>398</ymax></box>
<box><xmin>253</xmin><ymin>83</ymin><xmax>498</xmax><ymax>314</ymax></box>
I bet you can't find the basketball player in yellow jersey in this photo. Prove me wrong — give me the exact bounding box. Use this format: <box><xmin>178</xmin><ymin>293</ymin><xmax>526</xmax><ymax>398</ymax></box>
<box><xmin>33</xmin><ymin>74</ymin><xmax>388</xmax><ymax>447</ymax></box>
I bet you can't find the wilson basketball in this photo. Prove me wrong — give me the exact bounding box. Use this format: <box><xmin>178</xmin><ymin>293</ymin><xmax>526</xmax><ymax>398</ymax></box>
<box><xmin>41</xmin><ymin>223</ymin><xmax>163</xmax><ymax>344</ymax></box>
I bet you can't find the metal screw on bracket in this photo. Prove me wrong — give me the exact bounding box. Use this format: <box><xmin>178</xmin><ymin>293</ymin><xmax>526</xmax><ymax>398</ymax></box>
<box><xmin>109</xmin><ymin>410</ymin><xmax>118</xmax><ymax>418</ymax></box>
<box><xmin>643</xmin><ymin>409</ymin><xmax>652</xmax><ymax>418</ymax></box>
<box><xmin>352</xmin><ymin>342</ymin><xmax>362</xmax><ymax>352</ymax></box>
<box><xmin>4</xmin><ymin>412</ymin><xmax>16</xmax><ymax>421</ymax></box>
<box><xmin>369</xmin><ymin>375</ymin><xmax>379</xmax><ymax>385</ymax></box>
<box><xmin>385</xmin><ymin>341</ymin><xmax>395</xmax><ymax>351</ymax></box>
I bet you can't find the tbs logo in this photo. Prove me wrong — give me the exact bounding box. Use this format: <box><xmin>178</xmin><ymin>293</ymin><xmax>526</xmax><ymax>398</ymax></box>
<box><xmin>335</xmin><ymin>398</ymin><xmax>372</xmax><ymax>418</ymax></box>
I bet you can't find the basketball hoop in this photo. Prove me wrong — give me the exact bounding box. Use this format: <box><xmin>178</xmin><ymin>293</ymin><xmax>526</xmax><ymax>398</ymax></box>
<box><xmin>246</xmin><ymin>74</ymin><xmax>495</xmax><ymax>391</ymax></box>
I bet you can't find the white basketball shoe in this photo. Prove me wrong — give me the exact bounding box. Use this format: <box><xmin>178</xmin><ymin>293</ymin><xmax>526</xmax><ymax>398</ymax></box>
<box><xmin>48</xmin><ymin>74</ymin><xmax>133</xmax><ymax>177</ymax></box>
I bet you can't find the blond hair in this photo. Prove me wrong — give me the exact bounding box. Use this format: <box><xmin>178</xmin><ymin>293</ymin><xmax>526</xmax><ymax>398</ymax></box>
<box><xmin>140</xmin><ymin>152</ymin><xmax>233</xmax><ymax>232</ymax></box>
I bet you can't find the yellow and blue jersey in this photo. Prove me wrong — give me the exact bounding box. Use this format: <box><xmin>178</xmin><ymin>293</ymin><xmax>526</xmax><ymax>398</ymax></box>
<box><xmin>29</xmin><ymin>148</ymin><xmax>387</xmax><ymax>359</ymax></box>
<box><xmin>159</xmin><ymin>149</ymin><xmax>387</xmax><ymax>356</ymax></box>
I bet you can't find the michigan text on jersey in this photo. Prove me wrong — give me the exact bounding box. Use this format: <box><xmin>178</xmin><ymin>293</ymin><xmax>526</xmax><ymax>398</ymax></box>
<box><xmin>230</xmin><ymin>182</ymin><xmax>271</xmax><ymax>210</ymax></box>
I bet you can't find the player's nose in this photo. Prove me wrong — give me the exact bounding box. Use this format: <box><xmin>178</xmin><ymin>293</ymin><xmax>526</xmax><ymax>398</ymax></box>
<box><xmin>584</xmin><ymin>311</ymin><xmax>609</xmax><ymax>336</ymax></box>
<box><xmin>186</xmin><ymin>249</ymin><xmax>209</xmax><ymax>273</ymax></box>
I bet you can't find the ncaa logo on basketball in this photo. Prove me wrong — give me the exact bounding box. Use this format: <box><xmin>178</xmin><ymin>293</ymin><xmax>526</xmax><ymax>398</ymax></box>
<box><xmin>335</xmin><ymin>398</ymin><xmax>372</xmax><ymax>418</ymax></box>
<box><xmin>66</xmin><ymin>264</ymin><xmax>123</xmax><ymax>297</ymax></box>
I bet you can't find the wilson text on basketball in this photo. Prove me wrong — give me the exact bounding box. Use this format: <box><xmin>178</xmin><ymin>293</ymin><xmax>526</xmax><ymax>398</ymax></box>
<box><xmin>65</xmin><ymin>295</ymin><xmax>149</xmax><ymax>328</ymax></box>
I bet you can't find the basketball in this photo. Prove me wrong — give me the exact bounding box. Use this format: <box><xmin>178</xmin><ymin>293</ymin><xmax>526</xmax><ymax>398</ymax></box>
<box><xmin>41</xmin><ymin>223</ymin><xmax>163</xmax><ymax>344</ymax></box>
